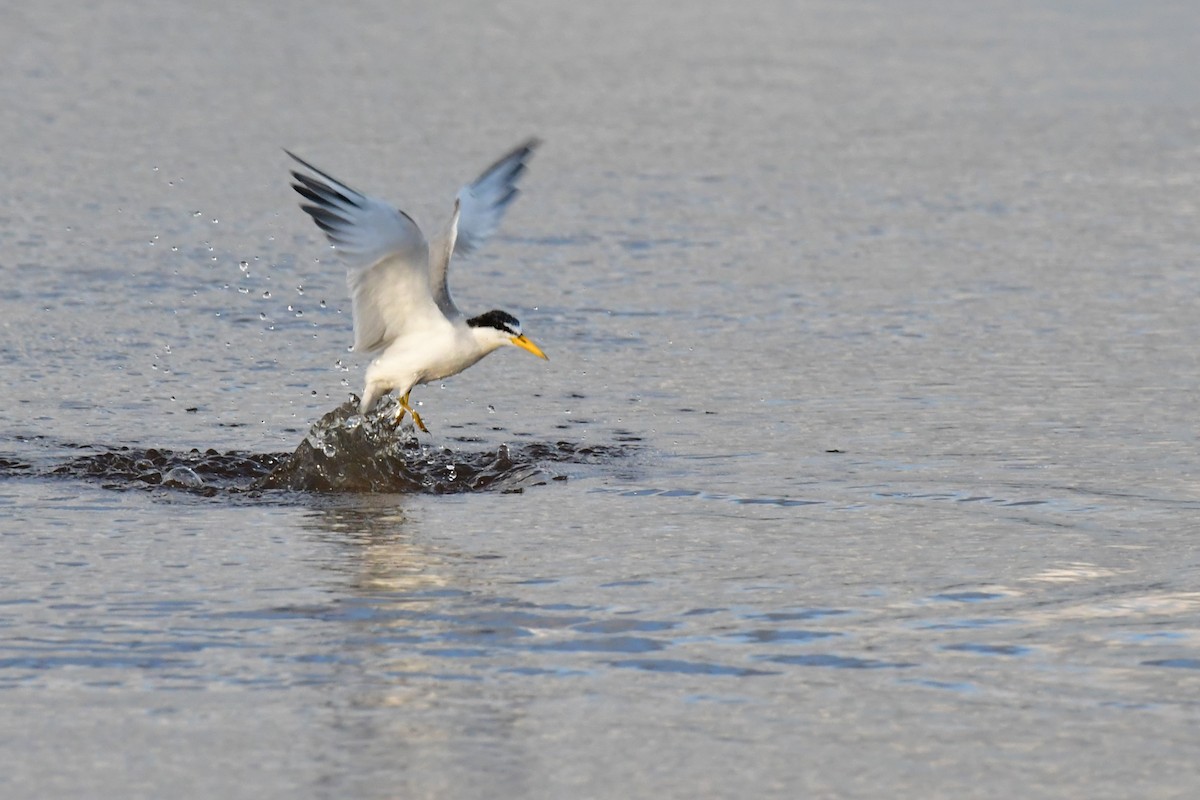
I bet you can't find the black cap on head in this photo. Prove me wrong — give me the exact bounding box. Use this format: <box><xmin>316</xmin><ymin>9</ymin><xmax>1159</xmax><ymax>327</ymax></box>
<box><xmin>466</xmin><ymin>309</ymin><xmax>521</xmax><ymax>335</ymax></box>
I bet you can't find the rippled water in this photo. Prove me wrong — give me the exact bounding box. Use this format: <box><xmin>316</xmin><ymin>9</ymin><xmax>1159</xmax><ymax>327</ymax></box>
<box><xmin>3</xmin><ymin>1</ymin><xmax>1200</xmax><ymax>798</ymax></box>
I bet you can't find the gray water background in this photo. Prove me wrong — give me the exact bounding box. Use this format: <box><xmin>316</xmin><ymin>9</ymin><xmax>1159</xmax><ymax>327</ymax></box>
<box><xmin>2</xmin><ymin>1</ymin><xmax>1199</xmax><ymax>797</ymax></box>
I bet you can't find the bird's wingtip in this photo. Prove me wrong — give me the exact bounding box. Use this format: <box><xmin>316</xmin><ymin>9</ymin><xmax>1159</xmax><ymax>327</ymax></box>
<box><xmin>284</xmin><ymin>148</ymin><xmax>324</xmax><ymax>176</ymax></box>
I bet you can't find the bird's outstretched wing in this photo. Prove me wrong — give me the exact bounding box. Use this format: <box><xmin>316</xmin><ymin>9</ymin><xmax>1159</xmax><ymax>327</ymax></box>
<box><xmin>430</xmin><ymin>139</ymin><xmax>540</xmax><ymax>316</ymax></box>
<box><xmin>287</xmin><ymin>150</ymin><xmax>441</xmax><ymax>353</ymax></box>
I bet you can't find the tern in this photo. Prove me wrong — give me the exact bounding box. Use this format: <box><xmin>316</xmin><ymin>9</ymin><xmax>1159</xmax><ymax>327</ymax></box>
<box><xmin>286</xmin><ymin>140</ymin><xmax>548</xmax><ymax>432</ymax></box>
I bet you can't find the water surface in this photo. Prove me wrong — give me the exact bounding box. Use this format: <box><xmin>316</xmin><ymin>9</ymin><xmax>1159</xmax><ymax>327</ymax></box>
<box><xmin>2</xmin><ymin>1</ymin><xmax>1199</xmax><ymax>798</ymax></box>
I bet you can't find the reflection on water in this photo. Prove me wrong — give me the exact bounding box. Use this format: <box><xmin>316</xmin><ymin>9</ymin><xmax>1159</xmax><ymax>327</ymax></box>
<box><xmin>301</xmin><ymin>497</ymin><xmax>443</xmax><ymax>593</ymax></box>
<box><xmin>293</xmin><ymin>498</ymin><xmax>537</xmax><ymax>798</ymax></box>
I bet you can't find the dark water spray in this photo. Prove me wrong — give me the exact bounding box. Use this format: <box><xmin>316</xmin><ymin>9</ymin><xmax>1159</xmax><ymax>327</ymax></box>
<box><xmin>13</xmin><ymin>398</ymin><xmax>631</xmax><ymax>496</ymax></box>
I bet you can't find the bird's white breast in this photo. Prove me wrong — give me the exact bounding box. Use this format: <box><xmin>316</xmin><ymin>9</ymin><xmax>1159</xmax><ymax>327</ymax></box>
<box><xmin>369</xmin><ymin>320</ymin><xmax>488</xmax><ymax>389</ymax></box>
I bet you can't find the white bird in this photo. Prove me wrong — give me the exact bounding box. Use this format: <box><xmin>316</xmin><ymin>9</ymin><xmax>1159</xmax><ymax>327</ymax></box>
<box><xmin>286</xmin><ymin>140</ymin><xmax>548</xmax><ymax>433</ymax></box>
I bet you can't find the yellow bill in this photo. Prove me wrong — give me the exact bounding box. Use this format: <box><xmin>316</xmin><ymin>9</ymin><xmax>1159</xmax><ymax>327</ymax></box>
<box><xmin>512</xmin><ymin>334</ymin><xmax>548</xmax><ymax>360</ymax></box>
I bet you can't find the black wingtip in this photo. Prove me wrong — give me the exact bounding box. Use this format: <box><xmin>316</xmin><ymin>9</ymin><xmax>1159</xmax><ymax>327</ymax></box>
<box><xmin>283</xmin><ymin>148</ymin><xmax>316</xmax><ymax>171</ymax></box>
<box><xmin>477</xmin><ymin>138</ymin><xmax>542</xmax><ymax>178</ymax></box>
<box><xmin>283</xmin><ymin>148</ymin><xmax>367</xmax><ymax>200</ymax></box>
<box><xmin>511</xmin><ymin>138</ymin><xmax>541</xmax><ymax>164</ymax></box>
<box><xmin>301</xmin><ymin>203</ymin><xmax>360</xmax><ymax>243</ymax></box>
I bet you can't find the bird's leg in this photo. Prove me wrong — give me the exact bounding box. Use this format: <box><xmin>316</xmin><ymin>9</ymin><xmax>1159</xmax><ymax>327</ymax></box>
<box><xmin>398</xmin><ymin>392</ymin><xmax>429</xmax><ymax>433</ymax></box>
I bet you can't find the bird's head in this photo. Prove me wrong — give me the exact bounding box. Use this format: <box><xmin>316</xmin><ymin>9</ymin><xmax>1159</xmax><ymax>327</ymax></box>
<box><xmin>466</xmin><ymin>310</ymin><xmax>548</xmax><ymax>360</ymax></box>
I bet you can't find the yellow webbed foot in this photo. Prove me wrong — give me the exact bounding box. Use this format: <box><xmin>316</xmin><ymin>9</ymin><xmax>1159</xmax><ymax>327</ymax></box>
<box><xmin>398</xmin><ymin>392</ymin><xmax>429</xmax><ymax>434</ymax></box>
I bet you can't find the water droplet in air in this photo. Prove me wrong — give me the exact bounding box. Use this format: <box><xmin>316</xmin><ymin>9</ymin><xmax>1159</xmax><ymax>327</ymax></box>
<box><xmin>487</xmin><ymin>405</ymin><xmax>496</xmax><ymax>414</ymax></box>
<box><xmin>239</xmin><ymin>261</ymin><xmax>249</xmax><ymax>273</ymax></box>
<box><xmin>319</xmin><ymin>300</ymin><xmax>327</xmax><ymax>308</ymax></box>
<box><xmin>296</xmin><ymin>285</ymin><xmax>304</xmax><ymax>295</ymax></box>
<box><xmin>262</xmin><ymin>291</ymin><xmax>271</xmax><ymax>299</ymax></box>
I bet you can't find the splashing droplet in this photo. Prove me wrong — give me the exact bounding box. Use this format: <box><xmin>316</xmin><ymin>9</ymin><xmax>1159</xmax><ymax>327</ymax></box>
<box><xmin>162</xmin><ymin>466</ymin><xmax>203</xmax><ymax>489</ymax></box>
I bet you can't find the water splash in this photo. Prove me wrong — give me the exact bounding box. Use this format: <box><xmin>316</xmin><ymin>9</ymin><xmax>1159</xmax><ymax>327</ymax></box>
<box><xmin>21</xmin><ymin>398</ymin><xmax>631</xmax><ymax>496</ymax></box>
<box><xmin>47</xmin><ymin>447</ymin><xmax>281</xmax><ymax>495</ymax></box>
<box><xmin>258</xmin><ymin>397</ymin><xmax>621</xmax><ymax>493</ymax></box>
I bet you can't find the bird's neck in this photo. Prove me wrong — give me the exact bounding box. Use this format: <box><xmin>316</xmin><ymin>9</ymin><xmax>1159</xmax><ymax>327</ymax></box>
<box><xmin>467</xmin><ymin>324</ymin><xmax>511</xmax><ymax>356</ymax></box>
